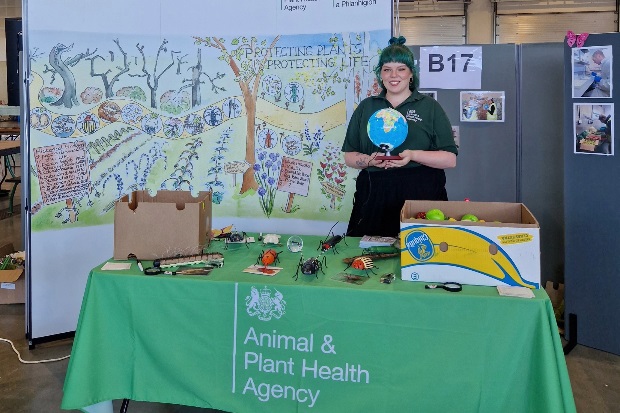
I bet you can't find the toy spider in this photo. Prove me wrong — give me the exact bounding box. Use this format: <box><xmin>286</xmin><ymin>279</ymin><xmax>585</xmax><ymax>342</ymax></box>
<box><xmin>293</xmin><ymin>255</ymin><xmax>327</xmax><ymax>281</ymax></box>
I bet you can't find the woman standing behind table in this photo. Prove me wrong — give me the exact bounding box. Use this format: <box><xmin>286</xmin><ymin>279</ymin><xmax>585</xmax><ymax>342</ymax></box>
<box><xmin>341</xmin><ymin>36</ymin><xmax>458</xmax><ymax>237</ymax></box>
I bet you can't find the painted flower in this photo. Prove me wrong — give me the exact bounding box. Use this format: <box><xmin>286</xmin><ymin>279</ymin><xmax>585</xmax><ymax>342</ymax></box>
<box><xmin>253</xmin><ymin>163</ymin><xmax>261</xmax><ymax>171</ymax></box>
<box><xmin>258</xmin><ymin>187</ymin><xmax>267</xmax><ymax>197</ymax></box>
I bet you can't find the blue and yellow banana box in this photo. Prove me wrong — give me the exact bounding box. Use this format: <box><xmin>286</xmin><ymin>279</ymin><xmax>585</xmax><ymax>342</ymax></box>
<box><xmin>400</xmin><ymin>200</ymin><xmax>540</xmax><ymax>288</ymax></box>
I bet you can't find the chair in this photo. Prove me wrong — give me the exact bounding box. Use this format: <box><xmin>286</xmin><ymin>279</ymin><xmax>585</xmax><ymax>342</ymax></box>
<box><xmin>5</xmin><ymin>175</ymin><xmax>20</xmax><ymax>215</ymax></box>
<box><xmin>2</xmin><ymin>153</ymin><xmax>20</xmax><ymax>215</ymax></box>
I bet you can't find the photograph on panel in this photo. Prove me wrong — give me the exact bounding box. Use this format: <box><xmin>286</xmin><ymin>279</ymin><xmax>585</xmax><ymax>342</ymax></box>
<box><xmin>420</xmin><ymin>90</ymin><xmax>437</xmax><ymax>100</ymax></box>
<box><xmin>572</xmin><ymin>46</ymin><xmax>612</xmax><ymax>98</ymax></box>
<box><xmin>573</xmin><ymin>103</ymin><xmax>614</xmax><ymax>155</ymax></box>
<box><xmin>460</xmin><ymin>91</ymin><xmax>504</xmax><ymax>122</ymax></box>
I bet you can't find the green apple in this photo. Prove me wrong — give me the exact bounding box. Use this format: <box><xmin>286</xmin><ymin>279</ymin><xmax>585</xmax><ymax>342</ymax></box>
<box><xmin>426</xmin><ymin>209</ymin><xmax>445</xmax><ymax>221</ymax></box>
<box><xmin>460</xmin><ymin>213</ymin><xmax>479</xmax><ymax>222</ymax></box>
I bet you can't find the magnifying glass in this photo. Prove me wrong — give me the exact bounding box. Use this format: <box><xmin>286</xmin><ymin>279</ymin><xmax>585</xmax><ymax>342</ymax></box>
<box><xmin>425</xmin><ymin>282</ymin><xmax>463</xmax><ymax>292</ymax></box>
<box><xmin>143</xmin><ymin>266</ymin><xmax>165</xmax><ymax>276</ymax></box>
<box><xmin>143</xmin><ymin>260</ymin><xmax>169</xmax><ymax>276</ymax></box>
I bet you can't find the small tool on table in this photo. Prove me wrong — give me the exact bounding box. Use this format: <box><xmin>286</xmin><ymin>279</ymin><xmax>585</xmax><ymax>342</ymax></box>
<box><xmin>127</xmin><ymin>253</ymin><xmax>144</xmax><ymax>272</ymax></box>
<box><xmin>425</xmin><ymin>282</ymin><xmax>463</xmax><ymax>292</ymax></box>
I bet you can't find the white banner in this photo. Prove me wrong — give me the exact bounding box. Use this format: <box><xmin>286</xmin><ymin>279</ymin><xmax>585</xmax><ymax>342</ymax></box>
<box><xmin>419</xmin><ymin>46</ymin><xmax>482</xmax><ymax>89</ymax></box>
<box><xmin>25</xmin><ymin>0</ymin><xmax>392</xmax><ymax>340</ymax></box>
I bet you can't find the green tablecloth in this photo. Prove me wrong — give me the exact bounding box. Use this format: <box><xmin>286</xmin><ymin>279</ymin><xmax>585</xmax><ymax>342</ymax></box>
<box><xmin>62</xmin><ymin>235</ymin><xmax>575</xmax><ymax>413</ymax></box>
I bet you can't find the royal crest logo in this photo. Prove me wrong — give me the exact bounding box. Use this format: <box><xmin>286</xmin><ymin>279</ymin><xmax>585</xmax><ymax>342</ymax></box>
<box><xmin>405</xmin><ymin>230</ymin><xmax>435</xmax><ymax>262</ymax></box>
<box><xmin>405</xmin><ymin>109</ymin><xmax>422</xmax><ymax>122</ymax></box>
<box><xmin>245</xmin><ymin>286</ymin><xmax>286</xmax><ymax>321</ymax></box>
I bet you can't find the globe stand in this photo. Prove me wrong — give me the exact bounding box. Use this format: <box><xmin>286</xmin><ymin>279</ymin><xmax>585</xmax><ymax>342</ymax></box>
<box><xmin>375</xmin><ymin>153</ymin><xmax>403</xmax><ymax>161</ymax></box>
<box><xmin>375</xmin><ymin>145</ymin><xmax>402</xmax><ymax>161</ymax></box>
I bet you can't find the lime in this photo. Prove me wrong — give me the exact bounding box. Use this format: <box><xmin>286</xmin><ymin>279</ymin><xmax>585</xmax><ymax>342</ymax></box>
<box><xmin>426</xmin><ymin>209</ymin><xmax>445</xmax><ymax>221</ymax></box>
<box><xmin>461</xmin><ymin>213</ymin><xmax>479</xmax><ymax>222</ymax></box>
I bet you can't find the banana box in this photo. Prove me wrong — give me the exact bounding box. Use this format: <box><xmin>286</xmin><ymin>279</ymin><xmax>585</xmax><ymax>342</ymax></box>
<box><xmin>400</xmin><ymin>201</ymin><xmax>540</xmax><ymax>288</ymax></box>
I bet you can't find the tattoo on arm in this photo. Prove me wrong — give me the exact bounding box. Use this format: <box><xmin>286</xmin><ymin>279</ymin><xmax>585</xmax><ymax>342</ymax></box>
<box><xmin>355</xmin><ymin>156</ymin><xmax>368</xmax><ymax>168</ymax></box>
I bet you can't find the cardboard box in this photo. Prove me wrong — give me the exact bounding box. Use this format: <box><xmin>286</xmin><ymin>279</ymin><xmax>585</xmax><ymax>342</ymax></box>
<box><xmin>114</xmin><ymin>190</ymin><xmax>212</xmax><ymax>260</ymax></box>
<box><xmin>400</xmin><ymin>200</ymin><xmax>540</xmax><ymax>288</ymax></box>
<box><xmin>0</xmin><ymin>243</ymin><xmax>25</xmax><ymax>304</ymax></box>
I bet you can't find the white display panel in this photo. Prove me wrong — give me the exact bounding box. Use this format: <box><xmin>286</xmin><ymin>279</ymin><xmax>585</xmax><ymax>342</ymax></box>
<box><xmin>26</xmin><ymin>0</ymin><xmax>392</xmax><ymax>339</ymax></box>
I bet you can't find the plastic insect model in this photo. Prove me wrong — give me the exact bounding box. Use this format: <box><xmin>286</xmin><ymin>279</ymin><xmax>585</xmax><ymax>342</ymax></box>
<box><xmin>317</xmin><ymin>222</ymin><xmax>347</xmax><ymax>254</ymax></box>
<box><xmin>347</xmin><ymin>256</ymin><xmax>377</xmax><ymax>276</ymax></box>
<box><xmin>256</xmin><ymin>249</ymin><xmax>281</xmax><ymax>274</ymax></box>
<box><xmin>262</xmin><ymin>233</ymin><xmax>281</xmax><ymax>245</ymax></box>
<box><xmin>293</xmin><ymin>255</ymin><xmax>327</xmax><ymax>281</ymax></box>
<box><xmin>212</xmin><ymin>224</ymin><xmax>234</xmax><ymax>239</ymax></box>
<box><xmin>380</xmin><ymin>273</ymin><xmax>396</xmax><ymax>284</ymax></box>
<box><xmin>225</xmin><ymin>230</ymin><xmax>248</xmax><ymax>249</ymax></box>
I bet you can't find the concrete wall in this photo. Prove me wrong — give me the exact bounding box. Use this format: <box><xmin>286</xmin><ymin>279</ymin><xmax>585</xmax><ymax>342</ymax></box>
<box><xmin>467</xmin><ymin>0</ymin><xmax>495</xmax><ymax>44</ymax></box>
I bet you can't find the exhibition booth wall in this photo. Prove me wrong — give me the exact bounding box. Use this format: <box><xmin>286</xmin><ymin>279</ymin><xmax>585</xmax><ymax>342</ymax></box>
<box><xmin>563</xmin><ymin>32</ymin><xmax>620</xmax><ymax>355</ymax></box>
<box><xmin>20</xmin><ymin>0</ymin><xmax>615</xmax><ymax>357</ymax></box>
<box><xmin>412</xmin><ymin>42</ymin><xmax>565</xmax><ymax>293</ymax></box>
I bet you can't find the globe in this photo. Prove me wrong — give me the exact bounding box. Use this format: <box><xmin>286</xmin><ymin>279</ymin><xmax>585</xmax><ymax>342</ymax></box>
<box><xmin>366</xmin><ymin>108</ymin><xmax>408</xmax><ymax>155</ymax></box>
<box><xmin>287</xmin><ymin>235</ymin><xmax>303</xmax><ymax>253</ymax></box>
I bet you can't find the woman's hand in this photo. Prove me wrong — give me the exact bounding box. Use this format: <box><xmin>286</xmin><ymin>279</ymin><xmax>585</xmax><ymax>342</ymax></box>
<box><xmin>344</xmin><ymin>151</ymin><xmax>388</xmax><ymax>169</ymax></box>
<box><xmin>382</xmin><ymin>151</ymin><xmax>412</xmax><ymax>168</ymax></box>
<box><xmin>393</xmin><ymin>149</ymin><xmax>457</xmax><ymax>169</ymax></box>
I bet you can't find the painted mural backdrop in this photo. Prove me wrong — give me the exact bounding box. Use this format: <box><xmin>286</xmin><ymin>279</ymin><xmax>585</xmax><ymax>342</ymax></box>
<box><xmin>27</xmin><ymin>30</ymin><xmax>389</xmax><ymax>231</ymax></box>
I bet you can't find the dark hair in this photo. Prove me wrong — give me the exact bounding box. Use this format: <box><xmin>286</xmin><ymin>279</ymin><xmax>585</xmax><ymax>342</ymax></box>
<box><xmin>374</xmin><ymin>36</ymin><xmax>418</xmax><ymax>91</ymax></box>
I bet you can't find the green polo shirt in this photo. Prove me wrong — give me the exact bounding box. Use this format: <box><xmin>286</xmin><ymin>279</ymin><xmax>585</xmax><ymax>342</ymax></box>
<box><xmin>341</xmin><ymin>90</ymin><xmax>458</xmax><ymax>171</ymax></box>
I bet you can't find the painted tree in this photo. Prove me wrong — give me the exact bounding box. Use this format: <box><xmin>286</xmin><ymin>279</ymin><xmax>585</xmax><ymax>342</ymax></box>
<box><xmin>29</xmin><ymin>47</ymin><xmax>44</xmax><ymax>63</ymax></box>
<box><xmin>130</xmin><ymin>39</ymin><xmax>180</xmax><ymax>109</ymax></box>
<box><xmin>44</xmin><ymin>43</ymin><xmax>97</xmax><ymax>108</ymax></box>
<box><xmin>85</xmin><ymin>39</ymin><xmax>130</xmax><ymax>98</ymax></box>
<box><xmin>290</xmin><ymin>33</ymin><xmax>376</xmax><ymax>124</ymax></box>
<box><xmin>336</xmin><ymin>32</ymin><xmax>378</xmax><ymax>122</ymax></box>
<box><xmin>193</xmin><ymin>35</ymin><xmax>281</xmax><ymax>194</ymax></box>
<box><xmin>179</xmin><ymin>49</ymin><xmax>225</xmax><ymax>108</ymax></box>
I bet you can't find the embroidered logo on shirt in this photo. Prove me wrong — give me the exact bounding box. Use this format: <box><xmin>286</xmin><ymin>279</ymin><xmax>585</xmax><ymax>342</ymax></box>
<box><xmin>406</xmin><ymin>109</ymin><xmax>422</xmax><ymax>122</ymax></box>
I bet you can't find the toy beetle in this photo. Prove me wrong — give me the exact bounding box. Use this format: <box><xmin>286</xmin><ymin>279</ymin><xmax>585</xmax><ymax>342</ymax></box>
<box><xmin>293</xmin><ymin>255</ymin><xmax>327</xmax><ymax>281</ymax></box>
<box><xmin>380</xmin><ymin>273</ymin><xmax>396</xmax><ymax>284</ymax></box>
<box><xmin>212</xmin><ymin>224</ymin><xmax>234</xmax><ymax>239</ymax></box>
<box><xmin>256</xmin><ymin>249</ymin><xmax>281</xmax><ymax>274</ymax></box>
<box><xmin>348</xmin><ymin>256</ymin><xmax>377</xmax><ymax>276</ymax></box>
<box><xmin>317</xmin><ymin>222</ymin><xmax>347</xmax><ymax>254</ymax></box>
<box><xmin>225</xmin><ymin>230</ymin><xmax>248</xmax><ymax>249</ymax></box>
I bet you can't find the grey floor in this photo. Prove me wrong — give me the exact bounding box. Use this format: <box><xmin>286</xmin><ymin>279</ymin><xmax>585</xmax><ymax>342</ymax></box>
<box><xmin>1</xmin><ymin>184</ymin><xmax>619</xmax><ymax>413</ymax></box>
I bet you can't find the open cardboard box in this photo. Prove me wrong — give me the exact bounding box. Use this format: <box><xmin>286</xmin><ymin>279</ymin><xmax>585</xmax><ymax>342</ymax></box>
<box><xmin>114</xmin><ymin>190</ymin><xmax>212</xmax><ymax>260</ymax></box>
<box><xmin>400</xmin><ymin>200</ymin><xmax>541</xmax><ymax>288</ymax></box>
<box><xmin>0</xmin><ymin>243</ymin><xmax>25</xmax><ymax>304</ymax></box>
